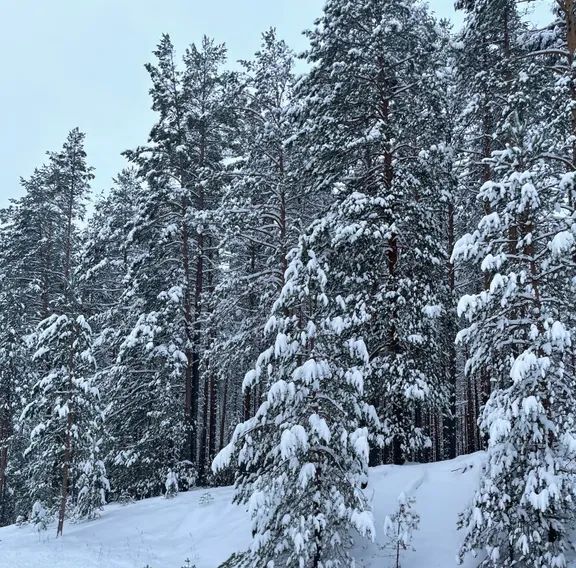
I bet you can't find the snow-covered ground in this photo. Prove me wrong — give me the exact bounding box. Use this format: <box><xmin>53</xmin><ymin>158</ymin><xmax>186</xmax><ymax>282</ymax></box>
<box><xmin>0</xmin><ymin>453</ymin><xmax>486</xmax><ymax>568</ymax></box>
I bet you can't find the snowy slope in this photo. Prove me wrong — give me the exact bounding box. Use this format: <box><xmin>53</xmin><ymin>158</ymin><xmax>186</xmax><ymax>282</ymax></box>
<box><xmin>0</xmin><ymin>453</ymin><xmax>486</xmax><ymax>568</ymax></box>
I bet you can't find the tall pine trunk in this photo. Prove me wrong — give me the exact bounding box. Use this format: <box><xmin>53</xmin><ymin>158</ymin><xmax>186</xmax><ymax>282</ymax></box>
<box><xmin>218</xmin><ymin>374</ymin><xmax>229</xmax><ymax>452</ymax></box>
<box><xmin>181</xmin><ymin>195</ymin><xmax>195</xmax><ymax>464</ymax></box>
<box><xmin>446</xmin><ymin>199</ymin><xmax>458</xmax><ymax>458</ymax></box>
<box><xmin>57</xmin><ymin>406</ymin><xmax>73</xmax><ymax>536</ymax></box>
<box><xmin>191</xmin><ymin>132</ymin><xmax>207</xmax><ymax>470</ymax></box>
<box><xmin>0</xmin><ymin>416</ymin><xmax>9</xmax><ymax>521</ymax></box>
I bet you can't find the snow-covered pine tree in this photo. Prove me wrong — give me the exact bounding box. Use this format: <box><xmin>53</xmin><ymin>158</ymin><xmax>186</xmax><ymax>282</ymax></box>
<box><xmin>46</xmin><ymin>128</ymin><xmax>93</xmax><ymax>293</ymax></box>
<box><xmin>0</xmin><ymin>155</ymin><xmax>79</xmax><ymax>325</ymax></box>
<box><xmin>214</xmin><ymin>238</ymin><xmax>378</xmax><ymax>567</ymax></box>
<box><xmin>0</xmin><ymin>208</ymin><xmax>23</xmax><ymax>525</ymax></box>
<box><xmin>455</xmin><ymin>39</ymin><xmax>576</xmax><ymax>565</ymax></box>
<box><xmin>80</xmin><ymin>168</ymin><xmax>141</xmax><ymax>324</ymax></box>
<box><xmin>78</xmin><ymin>169</ymin><xmax>145</xmax><ymax>499</ymax></box>
<box><xmin>74</xmin><ymin>425</ymin><xmax>109</xmax><ymax>521</ymax></box>
<box><xmin>22</xmin><ymin>310</ymin><xmax>107</xmax><ymax>535</ymax></box>
<box><xmin>430</xmin><ymin>25</ymin><xmax>466</xmax><ymax>459</ymax></box>
<box><xmin>107</xmin><ymin>35</ymin><xmax>242</xmax><ymax>494</ymax></box>
<box><xmin>292</xmin><ymin>0</ymin><xmax>450</xmax><ymax>464</ymax></box>
<box><xmin>0</xmin><ymin>179</ymin><xmax>57</xmax><ymax>525</ymax></box>
<box><xmin>529</xmin><ymin>1</ymin><xmax>576</xmax><ymax>360</ymax></box>
<box><xmin>0</xmin><ymin>129</ymin><xmax>96</xmax><ymax>530</ymax></box>
<box><xmin>0</xmin><ymin>287</ymin><xmax>27</xmax><ymax>526</ymax></box>
<box><xmin>383</xmin><ymin>492</ymin><xmax>420</xmax><ymax>568</ymax></box>
<box><xmin>208</xmin><ymin>29</ymin><xmax>307</xmax><ymax>463</ymax></box>
<box><xmin>453</xmin><ymin>0</ymin><xmax>524</xmax><ymax>452</ymax></box>
<box><xmin>12</xmin><ymin>129</ymin><xmax>106</xmax><ymax>535</ymax></box>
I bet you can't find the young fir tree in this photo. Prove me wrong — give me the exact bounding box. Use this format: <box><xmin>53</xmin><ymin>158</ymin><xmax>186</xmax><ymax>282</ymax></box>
<box><xmin>73</xmin><ymin>426</ymin><xmax>109</xmax><ymax>521</ymax></box>
<box><xmin>164</xmin><ymin>469</ymin><xmax>179</xmax><ymax>499</ymax></box>
<box><xmin>214</xmin><ymin>238</ymin><xmax>378</xmax><ymax>567</ymax></box>
<box><xmin>383</xmin><ymin>492</ymin><xmax>420</xmax><ymax>568</ymax></box>
<box><xmin>455</xmin><ymin>42</ymin><xmax>576</xmax><ymax>566</ymax></box>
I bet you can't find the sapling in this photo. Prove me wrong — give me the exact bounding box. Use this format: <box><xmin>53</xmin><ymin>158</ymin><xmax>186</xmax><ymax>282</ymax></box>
<box><xmin>164</xmin><ymin>469</ymin><xmax>178</xmax><ymax>499</ymax></box>
<box><xmin>383</xmin><ymin>492</ymin><xmax>420</xmax><ymax>568</ymax></box>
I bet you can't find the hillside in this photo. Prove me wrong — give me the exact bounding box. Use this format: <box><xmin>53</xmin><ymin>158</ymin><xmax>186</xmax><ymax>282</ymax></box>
<box><xmin>0</xmin><ymin>453</ymin><xmax>489</xmax><ymax>568</ymax></box>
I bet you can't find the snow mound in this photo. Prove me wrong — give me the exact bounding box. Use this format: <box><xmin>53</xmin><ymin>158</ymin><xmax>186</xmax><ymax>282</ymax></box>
<box><xmin>0</xmin><ymin>454</ymin><xmax>486</xmax><ymax>568</ymax></box>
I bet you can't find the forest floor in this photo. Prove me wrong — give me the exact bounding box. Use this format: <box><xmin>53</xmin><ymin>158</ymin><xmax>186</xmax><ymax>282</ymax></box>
<box><xmin>0</xmin><ymin>452</ymin><xmax>515</xmax><ymax>568</ymax></box>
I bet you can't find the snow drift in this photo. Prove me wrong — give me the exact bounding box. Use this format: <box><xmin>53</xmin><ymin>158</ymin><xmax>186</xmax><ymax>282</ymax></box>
<box><xmin>1</xmin><ymin>453</ymin><xmax>488</xmax><ymax>568</ymax></box>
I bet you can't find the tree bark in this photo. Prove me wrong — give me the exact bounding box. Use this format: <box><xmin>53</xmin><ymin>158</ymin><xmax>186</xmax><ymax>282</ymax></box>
<box><xmin>181</xmin><ymin>196</ymin><xmax>195</xmax><ymax>464</ymax></box>
<box><xmin>197</xmin><ymin>371</ymin><xmax>209</xmax><ymax>485</ymax></box>
<box><xmin>446</xmin><ymin>200</ymin><xmax>458</xmax><ymax>459</ymax></box>
<box><xmin>0</xmin><ymin>416</ymin><xmax>10</xmax><ymax>521</ymax></box>
<box><xmin>57</xmin><ymin>410</ymin><xmax>73</xmax><ymax>536</ymax></box>
<box><xmin>218</xmin><ymin>375</ymin><xmax>229</xmax><ymax>452</ymax></box>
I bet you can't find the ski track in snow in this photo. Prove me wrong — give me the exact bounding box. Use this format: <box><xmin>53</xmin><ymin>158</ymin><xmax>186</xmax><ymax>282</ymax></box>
<box><xmin>3</xmin><ymin>452</ymin><xmax>569</xmax><ymax>568</ymax></box>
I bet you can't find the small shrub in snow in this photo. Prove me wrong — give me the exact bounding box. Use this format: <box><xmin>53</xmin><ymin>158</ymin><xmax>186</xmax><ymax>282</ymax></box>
<box><xmin>198</xmin><ymin>492</ymin><xmax>213</xmax><ymax>506</ymax></box>
<box><xmin>30</xmin><ymin>501</ymin><xmax>50</xmax><ymax>532</ymax></box>
<box><xmin>164</xmin><ymin>469</ymin><xmax>178</xmax><ymax>499</ymax></box>
<box><xmin>118</xmin><ymin>490</ymin><xmax>135</xmax><ymax>505</ymax></box>
<box><xmin>74</xmin><ymin>451</ymin><xmax>110</xmax><ymax>520</ymax></box>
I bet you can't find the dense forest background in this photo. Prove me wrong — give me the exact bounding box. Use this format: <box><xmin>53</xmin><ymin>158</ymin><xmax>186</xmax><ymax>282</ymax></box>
<box><xmin>1</xmin><ymin>0</ymin><xmax>576</xmax><ymax>566</ymax></box>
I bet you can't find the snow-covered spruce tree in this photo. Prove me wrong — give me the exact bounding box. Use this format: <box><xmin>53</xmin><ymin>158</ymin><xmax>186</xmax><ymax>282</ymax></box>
<box><xmin>22</xmin><ymin>310</ymin><xmax>107</xmax><ymax>535</ymax></box>
<box><xmin>455</xmin><ymin>61</ymin><xmax>576</xmax><ymax>566</ymax></box>
<box><xmin>291</xmin><ymin>0</ymin><xmax>450</xmax><ymax>465</ymax></box>
<box><xmin>214</xmin><ymin>239</ymin><xmax>378</xmax><ymax>567</ymax></box>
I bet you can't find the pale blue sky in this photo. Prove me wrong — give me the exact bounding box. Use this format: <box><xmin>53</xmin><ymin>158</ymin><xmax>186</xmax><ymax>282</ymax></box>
<box><xmin>0</xmin><ymin>1</ymin><xmax>552</xmax><ymax>208</ymax></box>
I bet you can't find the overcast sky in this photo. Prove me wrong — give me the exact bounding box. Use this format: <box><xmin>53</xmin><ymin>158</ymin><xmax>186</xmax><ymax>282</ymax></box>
<box><xmin>0</xmin><ymin>0</ymin><xmax>552</xmax><ymax>209</ymax></box>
